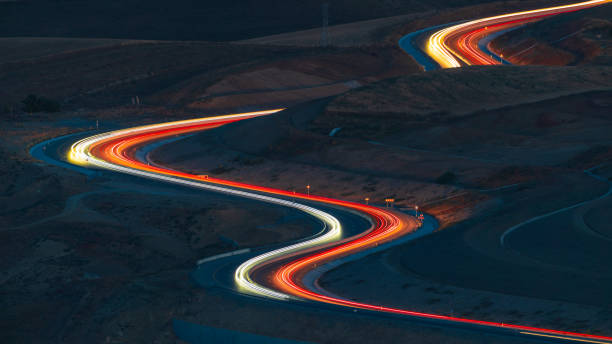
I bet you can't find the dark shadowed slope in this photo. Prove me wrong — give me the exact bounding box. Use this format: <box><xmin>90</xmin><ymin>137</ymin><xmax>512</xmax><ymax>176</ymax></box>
<box><xmin>0</xmin><ymin>0</ymin><xmax>557</xmax><ymax>41</ymax></box>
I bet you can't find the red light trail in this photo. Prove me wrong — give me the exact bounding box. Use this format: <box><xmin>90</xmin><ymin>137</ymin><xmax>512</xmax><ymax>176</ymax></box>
<box><xmin>426</xmin><ymin>0</ymin><xmax>609</xmax><ymax>68</ymax></box>
<box><xmin>69</xmin><ymin>109</ymin><xmax>612</xmax><ymax>343</ymax></box>
<box><xmin>62</xmin><ymin>1</ymin><xmax>612</xmax><ymax>342</ymax></box>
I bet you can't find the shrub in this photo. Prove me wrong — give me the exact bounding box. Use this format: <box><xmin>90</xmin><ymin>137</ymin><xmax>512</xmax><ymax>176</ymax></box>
<box><xmin>21</xmin><ymin>94</ymin><xmax>60</xmax><ymax>113</ymax></box>
<box><xmin>435</xmin><ymin>171</ymin><xmax>457</xmax><ymax>184</ymax></box>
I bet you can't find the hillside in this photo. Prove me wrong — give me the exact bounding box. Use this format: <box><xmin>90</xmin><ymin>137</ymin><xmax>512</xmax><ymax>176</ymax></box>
<box><xmin>321</xmin><ymin>65</ymin><xmax>612</xmax><ymax>138</ymax></box>
<box><xmin>0</xmin><ymin>0</ymin><xmax>573</xmax><ymax>41</ymax></box>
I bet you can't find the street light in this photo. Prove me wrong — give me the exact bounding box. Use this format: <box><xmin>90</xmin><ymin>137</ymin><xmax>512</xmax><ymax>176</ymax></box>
<box><xmin>364</xmin><ymin>197</ymin><xmax>369</xmax><ymax>205</ymax></box>
<box><xmin>415</xmin><ymin>205</ymin><xmax>419</xmax><ymax>217</ymax></box>
<box><xmin>306</xmin><ymin>185</ymin><xmax>310</xmax><ymax>196</ymax></box>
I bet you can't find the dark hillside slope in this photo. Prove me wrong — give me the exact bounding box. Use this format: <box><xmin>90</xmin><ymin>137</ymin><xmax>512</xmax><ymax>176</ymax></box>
<box><xmin>0</xmin><ymin>0</ymin><xmax>553</xmax><ymax>41</ymax></box>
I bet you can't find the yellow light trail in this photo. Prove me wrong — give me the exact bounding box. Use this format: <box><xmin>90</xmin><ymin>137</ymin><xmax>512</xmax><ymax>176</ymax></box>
<box><xmin>68</xmin><ymin>109</ymin><xmax>376</xmax><ymax>301</ymax></box>
<box><xmin>426</xmin><ymin>0</ymin><xmax>610</xmax><ymax>68</ymax></box>
<box><xmin>64</xmin><ymin>109</ymin><xmax>612</xmax><ymax>344</ymax></box>
<box><xmin>520</xmin><ymin>331</ymin><xmax>612</xmax><ymax>344</ymax></box>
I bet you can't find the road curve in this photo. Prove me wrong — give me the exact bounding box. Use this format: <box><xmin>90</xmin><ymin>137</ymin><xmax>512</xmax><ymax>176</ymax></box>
<box><xmin>59</xmin><ymin>108</ymin><xmax>612</xmax><ymax>343</ymax></box>
<box><xmin>402</xmin><ymin>0</ymin><xmax>610</xmax><ymax>69</ymax></box>
<box><xmin>33</xmin><ymin>1</ymin><xmax>611</xmax><ymax>341</ymax></box>
<box><xmin>67</xmin><ymin>110</ymin><xmax>408</xmax><ymax>300</ymax></box>
<box><xmin>500</xmin><ymin>165</ymin><xmax>612</xmax><ymax>247</ymax></box>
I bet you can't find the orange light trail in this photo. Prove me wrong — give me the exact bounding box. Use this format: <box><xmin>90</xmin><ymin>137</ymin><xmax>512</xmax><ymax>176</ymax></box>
<box><xmin>67</xmin><ymin>110</ymin><xmax>612</xmax><ymax>343</ymax></box>
<box><xmin>64</xmin><ymin>3</ymin><xmax>612</xmax><ymax>337</ymax></box>
<box><xmin>426</xmin><ymin>0</ymin><xmax>610</xmax><ymax>68</ymax></box>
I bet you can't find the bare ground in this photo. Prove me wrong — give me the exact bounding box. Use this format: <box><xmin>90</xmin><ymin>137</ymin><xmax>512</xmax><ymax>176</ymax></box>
<box><xmin>3</xmin><ymin>5</ymin><xmax>612</xmax><ymax>342</ymax></box>
<box><xmin>316</xmin><ymin>88</ymin><xmax>612</xmax><ymax>335</ymax></box>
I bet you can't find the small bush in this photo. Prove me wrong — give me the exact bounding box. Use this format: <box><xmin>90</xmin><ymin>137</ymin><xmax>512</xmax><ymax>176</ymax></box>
<box><xmin>426</xmin><ymin>298</ymin><xmax>441</xmax><ymax>305</ymax></box>
<box><xmin>21</xmin><ymin>94</ymin><xmax>60</xmax><ymax>113</ymax></box>
<box><xmin>435</xmin><ymin>171</ymin><xmax>457</xmax><ymax>184</ymax></box>
<box><xmin>210</xmin><ymin>166</ymin><xmax>234</xmax><ymax>175</ymax></box>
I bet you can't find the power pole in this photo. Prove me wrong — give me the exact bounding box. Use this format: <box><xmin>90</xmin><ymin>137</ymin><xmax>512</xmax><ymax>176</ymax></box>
<box><xmin>320</xmin><ymin>3</ymin><xmax>329</xmax><ymax>47</ymax></box>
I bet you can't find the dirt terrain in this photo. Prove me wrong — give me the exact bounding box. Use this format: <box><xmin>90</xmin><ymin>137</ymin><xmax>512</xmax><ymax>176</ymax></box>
<box><xmin>0</xmin><ymin>114</ymin><xmax>330</xmax><ymax>343</ymax></box>
<box><xmin>2</xmin><ymin>1</ymin><xmax>612</xmax><ymax>343</ymax></box>
<box><xmin>0</xmin><ymin>37</ymin><xmax>418</xmax><ymax>117</ymax></box>
<box><xmin>319</xmin><ymin>162</ymin><xmax>612</xmax><ymax>335</ymax></box>
<box><xmin>151</xmin><ymin>67</ymin><xmax>612</xmax><ymax>336</ymax></box>
<box><xmin>314</xmin><ymin>81</ymin><xmax>612</xmax><ymax>334</ymax></box>
<box><xmin>323</xmin><ymin>66</ymin><xmax>612</xmax><ymax>137</ymax></box>
<box><xmin>0</xmin><ymin>25</ymin><xmax>424</xmax><ymax>343</ymax></box>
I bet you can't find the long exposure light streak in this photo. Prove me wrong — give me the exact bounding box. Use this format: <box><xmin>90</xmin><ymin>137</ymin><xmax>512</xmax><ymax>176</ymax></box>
<box><xmin>68</xmin><ymin>110</ymin><xmax>398</xmax><ymax>301</ymax></box>
<box><xmin>65</xmin><ymin>108</ymin><xmax>612</xmax><ymax>343</ymax></box>
<box><xmin>426</xmin><ymin>0</ymin><xmax>610</xmax><ymax>68</ymax></box>
<box><xmin>70</xmin><ymin>110</ymin><xmax>347</xmax><ymax>300</ymax></box>
<box><xmin>61</xmin><ymin>2</ymin><xmax>612</xmax><ymax>340</ymax></box>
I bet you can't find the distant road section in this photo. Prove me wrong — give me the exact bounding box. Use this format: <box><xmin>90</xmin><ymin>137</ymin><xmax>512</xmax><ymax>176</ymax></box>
<box><xmin>398</xmin><ymin>22</ymin><xmax>459</xmax><ymax>71</ymax></box>
<box><xmin>401</xmin><ymin>0</ymin><xmax>610</xmax><ymax>69</ymax></box>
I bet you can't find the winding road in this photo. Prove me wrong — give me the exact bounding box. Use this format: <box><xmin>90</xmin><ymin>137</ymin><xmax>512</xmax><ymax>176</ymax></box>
<box><xmin>401</xmin><ymin>0</ymin><xmax>610</xmax><ymax>69</ymax></box>
<box><xmin>34</xmin><ymin>1</ymin><xmax>612</xmax><ymax>343</ymax></box>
